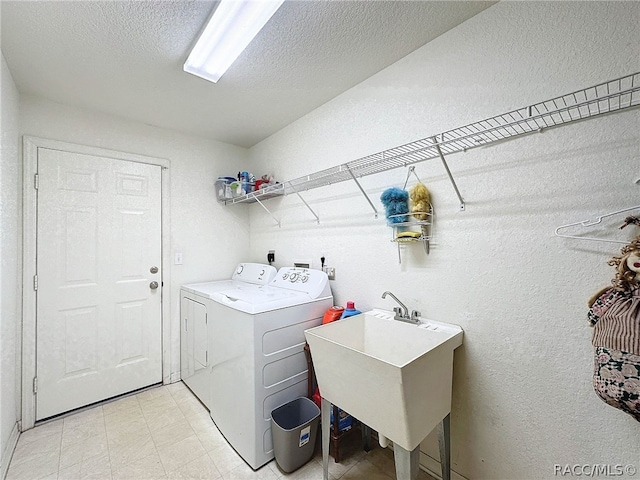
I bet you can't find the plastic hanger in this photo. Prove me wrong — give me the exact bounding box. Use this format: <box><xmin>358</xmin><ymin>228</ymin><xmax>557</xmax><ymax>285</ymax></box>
<box><xmin>555</xmin><ymin>204</ymin><xmax>640</xmax><ymax>244</ymax></box>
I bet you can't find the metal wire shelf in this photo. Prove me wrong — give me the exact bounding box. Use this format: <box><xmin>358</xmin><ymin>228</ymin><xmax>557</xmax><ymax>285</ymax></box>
<box><xmin>226</xmin><ymin>72</ymin><xmax>640</xmax><ymax>221</ymax></box>
<box><xmin>223</xmin><ymin>183</ymin><xmax>285</xmax><ymax>203</ymax></box>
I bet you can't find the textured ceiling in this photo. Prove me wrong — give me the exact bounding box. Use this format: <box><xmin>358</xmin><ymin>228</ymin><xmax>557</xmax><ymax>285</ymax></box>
<box><xmin>1</xmin><ymin>1</ymin><xmax>494</xmax><ymax>148</ymax></box>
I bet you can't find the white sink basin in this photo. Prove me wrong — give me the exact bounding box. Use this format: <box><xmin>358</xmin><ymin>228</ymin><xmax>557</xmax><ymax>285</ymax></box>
<box><xmin>305</xmin><ymin>309</ymin><xmax>463</xmax><ymax>452</ymax></box>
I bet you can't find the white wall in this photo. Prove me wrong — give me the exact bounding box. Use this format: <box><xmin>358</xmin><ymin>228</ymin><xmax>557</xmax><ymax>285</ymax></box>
<box><xmin>248</xmin><ymin>2</ymin><xmax>640</xmax><ymax>479</ymax></box>
<box><xmin>19</xmin><ymin>95</ymin><xmax>252</xmax><ymax>383</ymax></box>
<box><xmin>0</xmin><ymin>52</ymin><xmax>21</xmax><ymax>476</ymax></box>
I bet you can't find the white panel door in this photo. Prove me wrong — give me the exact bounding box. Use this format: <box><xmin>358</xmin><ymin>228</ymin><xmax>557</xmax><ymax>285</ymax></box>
<box><xmin>36</xmin><ymin>148</ymin><xmax>162</xmax><ymax>420</ymax></box>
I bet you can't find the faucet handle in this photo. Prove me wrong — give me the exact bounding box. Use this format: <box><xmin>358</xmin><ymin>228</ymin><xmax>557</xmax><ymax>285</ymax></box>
<box><xmin>411</xmin><ymin>310</ymin><xmax>421</xmax><ymax>322</ymax></box>
<box><xmin>393</xmin><ymin>307</ymin><xmax>403</xmax><ymax>318</ymax></box>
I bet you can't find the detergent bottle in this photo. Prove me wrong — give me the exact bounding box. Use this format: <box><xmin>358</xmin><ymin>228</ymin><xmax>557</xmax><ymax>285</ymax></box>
<box><xmin>322</xmin><ymin>306</ymin><xmax>345</xmax><ymax>324</ymax></box>
<box><xmin>340</xmin><ymin>301</ymin><xmax>361</xmax><ymax>319</ymax></box>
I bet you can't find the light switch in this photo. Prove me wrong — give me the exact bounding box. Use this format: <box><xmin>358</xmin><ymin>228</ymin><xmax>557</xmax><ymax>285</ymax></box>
<box><xmin>175</xmin><ymin>253</ymin><xmax>183</xmax><ymax>265</ymax></box>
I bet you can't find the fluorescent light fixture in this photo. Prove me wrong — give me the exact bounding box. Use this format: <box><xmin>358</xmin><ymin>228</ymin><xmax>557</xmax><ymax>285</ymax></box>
<box><xmin>184</xmin><ymin>0</ymin><xmax>285</xmax><ymax>83</ymax></box>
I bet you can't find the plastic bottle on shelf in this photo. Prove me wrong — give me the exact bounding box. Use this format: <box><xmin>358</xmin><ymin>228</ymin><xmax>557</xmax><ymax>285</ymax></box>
<box><xmin>340</xmin><ymin>301</ymin><xmax>361</xmax><ymax>319</ymax></box>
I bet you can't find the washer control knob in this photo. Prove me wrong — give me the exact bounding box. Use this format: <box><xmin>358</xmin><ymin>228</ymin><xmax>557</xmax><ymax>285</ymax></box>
<box><xmin>289</xmin><ymin>273</ymin><xmax>298</xmax><ymax>282</ymax></box>
<box><xmin>301</xmin><ymin>276</ymin><xmax>309</xmax><ymax>283</ymax></box>
<box><xmin>236</xmin><ymin>265</ymin><xmax>244</xmax><ymax>274</ymax></box>
<box><xmin>282</xmin><ymin>273</ymin><xmax>289</xmax><ymax>280</ymax></box>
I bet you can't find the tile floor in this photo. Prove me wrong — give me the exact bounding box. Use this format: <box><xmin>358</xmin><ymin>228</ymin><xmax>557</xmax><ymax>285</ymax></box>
<box><xmin>6</xmin><ymin>382</ymin><xmax>436</xmax><ymax>480</ymax></box>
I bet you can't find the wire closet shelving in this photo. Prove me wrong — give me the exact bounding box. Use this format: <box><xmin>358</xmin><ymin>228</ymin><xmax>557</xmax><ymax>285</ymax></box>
<box><xmin>224</xmin><ymin>72</ymin><xmax>640</xmax><ymax>224</ymax></box>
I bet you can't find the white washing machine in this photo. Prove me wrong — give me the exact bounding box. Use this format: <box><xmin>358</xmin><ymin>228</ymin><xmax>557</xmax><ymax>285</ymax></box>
<box><xmin>180</xmin><ymin>263</ymin><xmax>276</xmax><ymax>410</ymax></box>
<box><xmin>208</xmin><ymin>267</ymin><xmax>333</xmax><ymax>470</ymax></box>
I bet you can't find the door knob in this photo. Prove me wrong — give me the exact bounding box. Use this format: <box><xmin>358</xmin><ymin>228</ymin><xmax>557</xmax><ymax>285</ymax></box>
<box><xmin>150</xmin><ymin>281</ymin><xmax>159</xmax><ymax>290</ymax></box>
<box><xmin>150</xmin><ymin>266</ymin><xmax>158</xmax><ymax>274</ymax></box>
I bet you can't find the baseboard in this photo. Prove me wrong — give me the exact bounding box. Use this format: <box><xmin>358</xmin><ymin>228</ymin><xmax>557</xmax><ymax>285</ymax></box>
<box><xmin>420</xmin><ymin>451</ymin><xmax>468</xmax><ymax>480</ymax></box>
<box><xmin>1</xmin><ymin>422</ymin><xmax>20</xmax><ymax>480</ymax></box>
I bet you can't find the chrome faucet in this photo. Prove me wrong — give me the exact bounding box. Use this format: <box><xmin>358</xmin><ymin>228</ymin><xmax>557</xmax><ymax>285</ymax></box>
<box><xmin>381</xmin><ymin>291</ymin><xmax>421</xmax><ymax>324</ymax></box>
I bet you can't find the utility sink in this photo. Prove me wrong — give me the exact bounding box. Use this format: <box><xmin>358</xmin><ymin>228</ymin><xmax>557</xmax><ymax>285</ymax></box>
<box><xmin>305</xmin><ymin>309</ymin><xmax>463</xmax><ymax>452</ymax></box>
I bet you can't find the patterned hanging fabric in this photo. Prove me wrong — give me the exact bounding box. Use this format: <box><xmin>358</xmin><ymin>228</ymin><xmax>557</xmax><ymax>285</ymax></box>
<box><xmin>587</xmin><ymin>230</ymin><xmax>640</xmax><ymax>422</ymax></box>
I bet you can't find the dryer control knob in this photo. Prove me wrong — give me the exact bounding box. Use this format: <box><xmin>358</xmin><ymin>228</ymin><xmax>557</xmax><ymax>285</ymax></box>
<box><xmin>236</xmin><ymin>265</ymin><xmax>244</xmax><ymax>274</ymax></box>
<box><xmin>289</xmin><ymin>273</ymin><xmax>299</xmax><ymax>282</ymax></box>
<box><xmin>301</xmin><ymin>276</ymin><xmax>309</xmax><ymax>283</ymax></box>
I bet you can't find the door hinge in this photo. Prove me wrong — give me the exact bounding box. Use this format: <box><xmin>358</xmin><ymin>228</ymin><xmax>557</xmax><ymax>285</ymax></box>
<box><xmin>33</xmin><ymin>275</ymin><xmax>38</xmax><ymax>291</ymax></box>
<box><xmin>34</xmin><ymin>173</ymin><xmax>39</xmax><ymax>190</ymax></box>
<box><xmin>33</xmin><ymin>377</ymin><xmax>37</xmax><ymax>394</ymax></box>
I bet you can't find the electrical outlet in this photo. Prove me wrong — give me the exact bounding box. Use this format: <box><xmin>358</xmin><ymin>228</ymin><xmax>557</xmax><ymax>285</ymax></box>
<box><xmin>323</xmin><ymin>266</ymin><xmax>335</xmax><ymax>280</ymax></box>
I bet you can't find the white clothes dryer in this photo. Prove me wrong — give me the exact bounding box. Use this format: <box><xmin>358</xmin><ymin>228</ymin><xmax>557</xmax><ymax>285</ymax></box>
<box><xmin>208</xmin><ymin>267</ymin><xmax>333</xmax><ymax>469</ymax></box>
<box><xmin>180</xmin><ymin>263</ymin><xmax>276</xmax><ymax>410</ymax></box>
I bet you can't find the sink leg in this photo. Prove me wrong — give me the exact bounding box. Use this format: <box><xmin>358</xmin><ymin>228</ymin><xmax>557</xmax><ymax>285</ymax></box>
<box><xmin>361</xmin><ymin>423</ymin><xmax>372</xmax><ymax>452</ymax></box>
<box><xmin>438</xmin><ymin>413</ymin><xmax>451</xmax><ymax>480</ymax></box>
<box><xmin>393</xmin><ymin>444</ymin><xmax>420</xmax><ymax>480</ymax></box>
<box><xmin>321</xmin><ymin>397</ymin><xmax>331</xmax><ymax>480</ymax></box>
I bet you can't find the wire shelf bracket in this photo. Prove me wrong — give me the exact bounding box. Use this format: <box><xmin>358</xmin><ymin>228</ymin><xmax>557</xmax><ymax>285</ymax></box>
<box><xmin>296</xmin><ymin>192</ymin><xmax>320</xmax><ymax>224</ymax></box>
<box><xmin>254</xmin><ymin>196</ymin><xmax>281</xmax><ymax>227</ymax></box>
<box><xmin>432</xmin><ymin>136</ymin><xmax>465</xmax><ymax>211</ymax></box>
<box><xmin>347</xmin><ymin>167</ymin><xmax>379</xmax><ymax>218</ymax></box>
